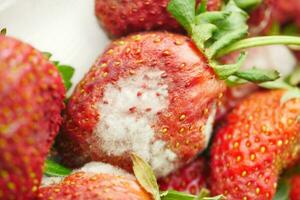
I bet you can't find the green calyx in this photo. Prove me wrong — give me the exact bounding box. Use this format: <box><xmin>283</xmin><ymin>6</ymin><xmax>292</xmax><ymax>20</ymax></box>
<box><xmin>43</xmin><ymin>52</ymin><xmax>75</xmax><ymax>91</ymax></box>
<box><xmin>260</xmin><ymin>68</ymin><xmax>300</xmax><ymax>104</ymax></box>
<box><xmin>167</xmin><ymin>0</ymin><xmax>300</xmax><ymax>85</ymax></box>
<box><xmin>44</xmin><ymin>159</ymin><xmax>72</xmax><ymax>177</ymax></box>
<box><xmin>0</xmin><ymin>28</ymin><xmax>6</xmax><ymax>35</ymax></box>
<box><xmin>233</xmin><ymin>0</ymin><xmax>262</xmax><ymax>10</ymax></box>
<box><xmin>131</xmin><ymin>153</ymin><xmax>225</xmax><ymax>200</ymax></box>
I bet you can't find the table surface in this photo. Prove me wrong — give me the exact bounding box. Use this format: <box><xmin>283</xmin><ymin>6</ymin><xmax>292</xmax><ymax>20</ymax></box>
<box><xmin>0</xmin><ymin>0</ymin><xmax>110</xmax><ymax>93</ymax></box>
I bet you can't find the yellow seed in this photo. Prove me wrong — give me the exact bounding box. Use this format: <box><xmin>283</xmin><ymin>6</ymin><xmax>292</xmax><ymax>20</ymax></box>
<box><xmin>233</xmin><ymin>142</ymin><xmax>239</xmax><ymax>148</ymax></box>
<box><xmin>250</xmin><ymin>154</ymin><xmax>256</xmax><ymax>161</ymax></box>
<box><xmin>32</xmin><ymin>186</ymin><xmax>38</xmax><ymax>192</ymax></box>
<box><xmin>242</xmin><ymin>171</ymin><xmax>247</xmax><ymax>177</ymax></box>
<box><xmin>7</xmin><ymin>182</ymin><xmax>15</xmax><ymax>190</ymax></box>
<box><xmin>256</xmin><ymin>188</ymin><xmax>260</xmax><ymax>194</ymax></box>
<box><xmin>179</xmin><ymin>114</ymin><xmax>186</xmax><ymax>121</ymax></box>
<box><xmin>236</xmin><ymin>156</ymin><xmax>242</xmax><ymax>162</ymax></box>
<box><xmin>260</xmin><ymin>146</ymin><xmax>266</xmax><ymax>153</ymax></box>
<box><xmin>100</xmin><ymin>63</ymin><xmax>107</xmax><ymax>68</ymax></box>
<box><xmin>277</xmin><ymin>140</ymin><xmax>283</xmax><ymax>147</ymax></box>
<box><xmin>175</xmin><ymin>40</ymin><xmax>183</xmax><ymax>45</ymax></box>
<box><xmin>161</xmin><ymin>127</ymin><xmax>168</xmax><ymax>133</ymax></box>
<box><xmin>102</xmin><ymin>72</ymin><xmax>108</xmax><ymax>77</ymax></box>
<box><xmin>107</xmin><ymin>49</ymin><xmax>114</xmax><ymax>55</ymax></box>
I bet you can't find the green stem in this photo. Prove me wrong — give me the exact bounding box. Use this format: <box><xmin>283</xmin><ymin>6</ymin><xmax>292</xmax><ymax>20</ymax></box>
<box><xmin>216</xmin><ymin>36</ymin><xmax>300</xmax><ymax>57</ymax></box>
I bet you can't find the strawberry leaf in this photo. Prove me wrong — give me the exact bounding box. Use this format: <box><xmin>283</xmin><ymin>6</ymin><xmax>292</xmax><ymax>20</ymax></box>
<box><xmin>131</xmin><ymin>153</ymin><xmax>161</xmax><ymax>200</ymax></box>
<box><xmin>167</xmin><ymin>0</ymin><xmax>195</xmax><ymax>33</ymax></box>
<box><xmin>288</xmin><ymin>66</ymin><xmax>300</xmax><ymax>86</ymax></box>
<box><xmin>56</xmin><ymin>64</ymin><xmax>75</xmax><ymax>91</ymax></box>
<box><xmin>160</xmin><ymin>189</ymin><xmax>225</xmax><ymax>200</ymax></box>
<box><xmin>259</xmin><ymin>79</ymin><xmax>293</xmax><ymax>90</ymax></box>
<box><xmin>161</xmin><ymin>190</ymin><xmax>196</xmax><ymax>200</ymax></box>
<box><xmin>0</xmin><ymin>28</ymin><xmax>7</xmax><ymax>35</ymax></box>
<box><xmin>206</xmin><ymin>0</ymin><xmax>248</xmax><ymax>58</ymax></box>
<box><xmin>234</xmin><ymin>0</ymin><xmax>262</xmax><ymax>10</ymax></box>
<box><xmin>43</xmin><ymin>52</ymin><xmax>75</xmax><ymax>91</ymax></box>
<box><xmin>212</xmin><ymin>52</ymin><xmax>247</xmax><ymax>79</ymax></box>
<box><xmin>196</xmin><ymin>0</ymin><xmax>207</xmax><ymax>14</ymax></box>
<box><xmin>44</xmin><ymin>160</ymin><xmax>72</xmax><ymax>177</ymax></box>
<box><xmin>168</xmin><ymin>0</ymin><xmax>248</xmax><ymax>58</ymax></box>
<box><xmin>281</xmin><ymin>88</ymin><xmax>300</xmax><ymax>104</ymax></box>
<box><xmin>273</xmin><ymin>179</ymin><xmax>290</xmax><ymax>200</ymax></box>
<box><xmin>234</xmin><ymin>67</ymin><xmax>280</xmax><ymax>83</ymax></box>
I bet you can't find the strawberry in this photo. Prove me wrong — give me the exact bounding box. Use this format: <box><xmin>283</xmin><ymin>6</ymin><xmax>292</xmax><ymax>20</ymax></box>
<box><xmin>58</xmin><ymin>32</ymin><xmax>226</xmax><ymax>178</ymax></box>
<box><xmin>0</xmin><ymin>36</ymin><xmax>65</xmax><ymax>199</ymax></box>
<box><xmin>158</xmin><ymin>156</ymin><xmax>208</xmax><ymax>195</ymax></box>
<box><xmin>216</xmin><ymin>45</ymin><xmax>297</xmax><ymax>120</ymax></box>
<box><xmin>289</xmin><ymin>175</ymin><xmax>300</xmax><ymax>200</ymax></box>
<box><xmin>210</xmin><ymin>90</ymin><xmax>300</xmax><ymax>200</ymax></box>
<box><xmin>38</xmin><ymin>162</ymin><xmax>152</xmax><ymax>200</ymax></box>
<box><xmin>270</xmin><ymin>0</ymin><xmax>300</xmax><ymax>27</ymax></box>
<box><xmin>248</xmin><ymin>0</ymin><xmax>300</xmax><ymax>35</ymax></box>
<box><xmin>95</xmin><ymin>0</ymin><xmax>221</xmax><ymax>37</ymax></box>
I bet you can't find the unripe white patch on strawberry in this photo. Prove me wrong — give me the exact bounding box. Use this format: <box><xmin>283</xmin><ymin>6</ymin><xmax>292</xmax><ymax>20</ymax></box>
<box><xmin>76</xmin><ymin>161</ymin><xmax>131</xmax><ymax>177</ymax></box>
<box><xmin>242</xmin><ymin>45</ymin><xmax>296</xmax><ymax>76</ymax></box>
<box><xmin>93</xmin><ymin>68</ymin><xmax>178</xmax><ymax>177</ymax></box>
<box><xmin>41</xmin><ymin>176</ymin><xmax>64</xmax><ymax>187</ymax></box>
<box><xmin>204</xmin><ymin>103</ymin><xmax>217</xmax><ymax>147</ymax></box>
<box><xmin>41</xmin><ymin>162</ymin><xmax>133</xmax><ymax>187</ymax></box>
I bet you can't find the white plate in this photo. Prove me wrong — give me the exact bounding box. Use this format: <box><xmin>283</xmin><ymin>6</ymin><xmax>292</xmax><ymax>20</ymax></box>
<box><xmin>0</xmin><ymin>0</ymin><xmax>110</xmax><ymax>91</ymax></box>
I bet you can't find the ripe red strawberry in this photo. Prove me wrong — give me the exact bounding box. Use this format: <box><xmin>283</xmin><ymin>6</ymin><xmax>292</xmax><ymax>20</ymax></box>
<box><xmin>38</xmin><ymin>162</ymin><xmax>152</xmax><ymax>200</ymax></box>
<box><xmin>290</xmin><ymin>175</ymin><xmax>300</xmax><ymax>200</ymax></box>
<box><xmin>95</xmin><ymin>0</ymin><xmax>221</xmax><ymax>37</ymax></box>
<box><xmin>58</xmin><ymin>32</ymin><xmax>226</xmax><ymax>178</ymax></box>
<box><xmin>158</xmin><ymin>156</ymin><xmax>208</xmax><ymax>195</ymax></box>
<box><xmin>270</xmin><ymin>0</ymin><xmax>300</xmax><ymax>27</ymax></box>
<box><xmin>0</xmin><ymin>35</ymin><xmax>65</xmax><ymax>199</ymax></box>
<box><xmin>210</xmin><ymin>90</ymin><xmax>300</xmax><ymax>200</ymax></box>
<box><xmin>216</xmin><ymin>45</ymin><xmax>297</xmax><ymax>120</ymax></box>
<box><xmin>216</xmin><ymin>84</ymin><xmax>258</xmax><ymax>121</ymax></box>
<box><xmin>248</xmin><ymin>0</ymin><xmax>300</xmax><ymax>35</ymax></box>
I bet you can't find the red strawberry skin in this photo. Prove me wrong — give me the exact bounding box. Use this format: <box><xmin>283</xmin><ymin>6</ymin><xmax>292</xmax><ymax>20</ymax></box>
<box><xmin>95</xmin><ymin>0</ymin><xmax>221</xmax><ymax>37</ymax></box>
<box><xmin>249</xmin><ymin>0</ymin><xmax>300</xmax><ymax>35</ymax></box>
<box><xmin>210</xmin><ymin>90</ymin><xmax>300</xmax><ymax>200</ymax></box>
<box><xmin>58</xmin><ymin>32</ymin><xmax>225</xmax><ymax>177</ymax></box>
<box><xmin>290</xmin><ymin>175</ymin><xmax>300</xmax><ymax>200</ymax></box>
<box><xmin>0</xmin><ymin>36</ymin><xmax>65</xmax><ymax>199</ymax></box>
<box><xmin>158</xmin><ymin>157</ymin><xmax>208</xmax><ymax>195</ymax></box>
<box><xmin>38</xmin><ymin>172</ymin><xmax>152</xmax><ymax>200</ymax></box>
<box><xmin>270</xmin><ymin>0</ymin><xmax>300</xmax><ymax>27</ymax></box>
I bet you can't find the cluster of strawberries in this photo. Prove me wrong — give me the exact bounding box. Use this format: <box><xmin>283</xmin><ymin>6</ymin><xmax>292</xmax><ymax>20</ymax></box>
<box><xmin>1</xmin><ymin>0</ymin><xmax>300</xmax><ymax>200</ymax></box>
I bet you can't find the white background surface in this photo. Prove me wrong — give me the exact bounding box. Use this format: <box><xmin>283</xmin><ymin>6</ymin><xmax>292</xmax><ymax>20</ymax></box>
<box><xmin>0</xmin><ymin>0</ymin><xmax>110</xmax><ymax>90</ymax></box>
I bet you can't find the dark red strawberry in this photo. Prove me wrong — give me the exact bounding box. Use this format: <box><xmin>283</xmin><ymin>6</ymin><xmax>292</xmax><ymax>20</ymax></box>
<box><xmin>158</xmin><ymin>156</ymin><xmax>208</xmax><ymax>195</ymax></box>
<box><xmin>248</xmin><ymin>0</ymin><xmax>300</xmax><ymax>35</ymax></box>
<box><xmin>270</xmin><ymin>0</ymin><xmax>300</xmax><ymax>27</ymax></box>
<box><xmin>95</xmin><ymin>0</ymin><xmax>221</xmax><ymax>37</ymax></box>
<box><xmin>38</xmin><ymin>162</ymin><xmax>152</xmax><ymax>200</ymax></box>
<box><xmin>210</xmin><ymin>90</ymin><xmax>300</xmax><ymax>200</ymax></box>
<box><xmin>290</xmin><ymin>175</ymin><xmax>300</xmax><ymax>200</ymax></box>
<box><xmin>216</xmin><ymin>84</ymin><xmax>258</xmax><ymax>121</ymax></box>
<box><xmin>0</xmin><ymin>35</ymin><xmax>65</xmax><ymax>199</ymax></box>
<box><xmin>58</xmin><ymin>32</ymin><xmax>226</xmax><ymax>178</ymax></box>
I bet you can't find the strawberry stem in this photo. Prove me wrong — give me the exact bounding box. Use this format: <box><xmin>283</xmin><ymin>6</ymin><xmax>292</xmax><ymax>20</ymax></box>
<box><xmin>216</xmin><ymin>36</ymin><xmax>300</xmax><ymax>57</ymax></box>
